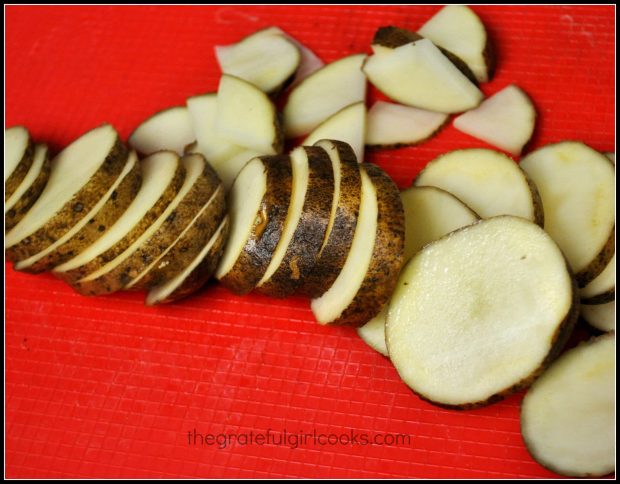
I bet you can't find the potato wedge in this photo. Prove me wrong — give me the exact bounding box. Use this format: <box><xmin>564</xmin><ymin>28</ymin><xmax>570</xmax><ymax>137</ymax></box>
<box><xmin>6</xmin><ymin>124</ymin><xmax>129</xmax><ymax>262</ymax></box>
<box><xmin>5</xmin><ymin>126</ymin><xmax>35</xmax><ymax>201</ymax></box>
<box><xmin>521</xmin><ymin>334</ymin><xmax>614</xmax><ymax>477</ymax></box>
<box><xmin>520</xmin><ymin>141</ymin><xmax>615</xmax><ymax>286</ymax></box>
<box><xmin>128</xmin><ymin>106</ymin><xmax>195</xmax><ymax>156</ymax></box>
<box><xmin>386</xmin><ymin>216</ymin><xmax>578</xmax><ymax>409</ymax></box>
<box><xmin>580</xmin><ymin>301</ymin><xmax>615</xmax><ymax>332</ymax></box>
<box><xmin>414</xmin><ymin>148</ymin><xmax>543</xmax><ymax>225</ymax></box>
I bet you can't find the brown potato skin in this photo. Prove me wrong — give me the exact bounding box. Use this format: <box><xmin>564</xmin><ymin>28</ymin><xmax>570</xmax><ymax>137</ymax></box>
<box><xmin>523</xmin><ymin>169</ymin><xmax>544</xmax><ymax>227</ymax></box>
<box><xmin>5</xmin><ymin>147</ymin><xmax>51</xmax><ymax>233</ymax></box>
<box><xmin>5</xmin><ymin>131</ymin><xmax>34</xmax><ymax>202</ymax></box>
<box><xmin>18</xmin><ymin>156</ymin><xmax>142</xmax><ymax>274</ymax></box>
<box><xmin>372</xmin><ymin>26</ymin><xmax>479</xmax><ymax>86</ymax></box>
<box><xmin>218</xmin><ymin>155</ymin><xmax>293</xmax><ymax>295</ymax></box>
<box><xmin>328</xmin><ymin>163</ymin><xmax>405</xmax><ymax>327</ymax></box>
<box><xmin>257</xmin><ymin>146</ymin><xmax>334</xmax><ymax>298</ymax></box>
<box><xmin>71</xmin><ymin>155</ymin><xmax>222</xmax><ymax>296</ymax></box>
<box><xmin>581</xmin><ymin>288</ymin><xmax>615</xmax><ymax>305</ymax></box>
<box><xmin>54</xmin><ymin>158</ymin><xmax>186</xmax><ymax>285</ymax></box>
<box><xmin>575</xmin><ymin>227</ymin><xmax>615</xmax><ymax>288</ymax></box>
<box><xmin>148</xmin><ymin>217</ymin><xmax>230</xmax><ymax>305</ymax></box>
<box><xmin>298</xmin><ymin>140</ymin><xmax>361</xmax><ymax>297</ymax></box>
<box><xmin>6</xmin><ymin>133</ymin><xmax>130</xmax><ymax>263</ymax></box>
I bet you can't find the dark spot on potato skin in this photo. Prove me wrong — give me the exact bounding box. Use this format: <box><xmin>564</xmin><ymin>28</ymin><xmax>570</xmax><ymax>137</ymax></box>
<box><xmin>98</xmin><ymin>225</ymin><xmax>106</xmax><ymax>232</ymax></box>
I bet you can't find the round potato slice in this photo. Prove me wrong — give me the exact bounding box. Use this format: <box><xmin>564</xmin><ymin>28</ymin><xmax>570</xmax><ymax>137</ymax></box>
<box><xmin>5</xmin><ymin>126</ymin><xmax>35</xmax><ymax>202</ymax></box>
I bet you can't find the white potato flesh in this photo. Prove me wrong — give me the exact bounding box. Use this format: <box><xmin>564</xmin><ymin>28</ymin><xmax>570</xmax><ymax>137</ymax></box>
<box><xmin>257</xmin><ymin>147</ymin><xmax>309</xmax><ymax>286</ymax></box>
<box><xmin>415</xmin><ymin>148</ymin><xmax>538</xmax><ymax>221</ymax></box>
<box><xmin>311</xmin><ymin>168</ymin><xmax>377</xmax><ymax>324</ymax></box>
<box><xmin>129</xmin><ymin>107</ymin><xmax>194</xmax><ymax>156</ymax></box>
<box><xmin>213</xmin><ymin>149</ymin><xmax>263</xmax><ymax>191</ymax></box>
<box><xmin>357</xmin><ymin>306</ymin><xmax>389</xmax><ymax>357</ymax></box>
<box><xmin>215</xmin><ymin>75</ymin><xmax>280</xmax><ymax>154</ymax></box>
<box><xmin>6</xmin><ymin>124</ymin><xmax>119</xmax><ymax>248</ymax></box>
<box><xmin>215</xmin><ymin>157</ymin><xmax>267</xmax><ymax>279</ymax></box>
<box><xmin>215</xmin><ymin>31</ymin><xmax>300</xmax><ymax>93</ymax></box>
<box><xmin>387</xmin><ymin>216</ymin><xmax>574</xmax><ymax>407</ymax></box>
<box><xmin>520</xmin><ymin>142</ymin><xmax>615</xmax><ymax>274</ymax></box>
<box><xmin>5</xmin><ymin>144</ymin><xmax>48</xmax><ymax>211</ymax></box>
<box><xmin>54</xmin><ymin>151</ymin><xmax>179</xmax><ymax>273</ymax></box>
<box><xmin>146</xmin><ymin>216</ymin><xmax>229</xmax><ymax>305</ymax></box>
<box><xmin>580</xmin><ymin>254</ymin><xmax>615</xmax><ymax>301</ymax></box>
<box><xmin>418</xmin><ymin>5</ymin><xmax>490</xmax><ymax>82</ymax></box>
<box><xmin>362</xmin><ymin>39</ymin><xmax>483</xmax><ymax>113</ymax></box>
<box><xmin>580</xmin><ymin>301</ymin><xmax>615</xmax><ymax>332</ymax></box>
<box><xmin>303</xmin><ymin>102</ymin><xmax>366</xmax><ymax>163</ymax></box>
<box><xmin>365</xmin><ymin>101</ymin><xmax>448</xmax><ymax>147</ymax></box>
<box><xmin>283</xmin><ymin>54</ymin><xmax>367</xmax><ymax>138</ymax></box>
<box><xmin>521</xmin><ymin>334</ymin><xmax>615</xmax><ymax>477</ymax></box>
<box><xmin>5</xmin><ymin>126</ymin><xmax>30</xmax><ymax>182</ymax></box>
<box><xmin>453</xmin><ymin>84</ymin><xmax>536</xmax><ymax>156</ymax></box>
<box><xmin>605</xmin><ymin>152</ymin><xmax>615</xmax><ymax>164</ymax></box>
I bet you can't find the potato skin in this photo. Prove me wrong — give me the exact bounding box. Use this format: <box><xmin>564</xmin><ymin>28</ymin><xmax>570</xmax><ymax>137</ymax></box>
<box><xmin>6</xmin><ymin>134</ymin><xmax>130</xmax><ymax>263</ymax></box>
<box><xmin>298</xmin><ymin>140</ymin><xmax>361</xmax><ymax>297</ymax></box>
<box><xmin>257</xmin><ymin>146</ymin><xmax>334</xmax><ymax>298</ymax></box>
<box><xmin>5</xmin><ymin>132</ymin><xmax>34</xmax><ymax>202</ymax></box>
<box><xmin>523</xmin><ymin>170</ymin><xmax>544</xmax><ymax>227</ymax></box>
<box><xmin>218</xmin><ymin>155</ymin><xmax>293</xmax><ymax>295</ymax></box>
<box><xmin>71</xmin><ymin>156</ymin><xmax>222</xmax><ymax>296</ymax></box>
<box><xmin>5</xmin><ymin>148</ymin><xmax>51</xmax><ymax>232</ymax></box>
<box><xmin>54</xmin><ymin>158</ymin><xmax>186</xmax><ymax>285</ymax></box>
<box><xmin>19</xmin><ymin>157</ymin><xmax>142</xmax><ymax>274</ymax></box>
<box><xmin>329</xmin><ymin>163</ymin><xmax>405</xmax><ymax>327</ymax></box>
<box><xmin>575</xmin><ymin>227</ymin><xmax>615</xmax><ymax>288</ymax></box>
<box><xmin>581</xmin><ymin>288</ymin><xmax>615</xmax><ymax>305</ymax></box>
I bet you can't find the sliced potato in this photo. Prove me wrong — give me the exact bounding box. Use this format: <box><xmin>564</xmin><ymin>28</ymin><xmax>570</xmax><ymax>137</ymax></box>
<box><xmin>5</xmin><ymin>126</ymin><xmax>34</xmax><ymax>201</ymax></box>
<box><xmin>216</xmin><ymin>155</ymin><xmax>292</xmax><ymax>295</ymax></box>
<box><xmin>5</xmin><ymin>144</ymin><xmax>51</xmax><ymax>232</ymax></box>
<box><xmin>69</xmin><ymin>154</ymin><xmax>222</xmax><ymax>296</ymax></box>
<box><xmin>215</xmin><ymin>74</ymin><xmax>282</xmax><ymax>155</ymax></box>
<box><xmin>311</xmin><ymin>163</ymin><xmax>404</xmax><ymax>326</ymax></box>
<box><xmin>453</xmin><ymin>84</ymin><xmax>536</xmax><ymax>156</ymax></box>
<box><xmin>363</xmin><ymin>39</ymin><xmax>483</xmax><ymax>113</ymax></box>
<box><xmin>580</xmin><ymin>301</ymin><xmax>615</xmax><ymax>332</ymax></box>
<box><xmin>146</xmin><ymin>216</ymin><xmax>229</xmax><ymax>305</ymax></box>
<box><xmin>213</xmin><ymin>148</ymin><xmax>263</xmax><ymax>191</ymax></box>
<box><xmin>365</xmin><ymin>101</ymin><xmax>448</xmax><ymax>149</ymax></box>
<box><xmin>215</xmin><ymin>28</ymin><xmax>300</xmax><ymax>94</ymax></box>
<box><xmin>521</xmin><ymin>334</ymin><xmax>615</xmax><ymax>477</ymax></box>
<box><xmin>357</xmin><ymin>306</ymin><xmax>389</xmax><ymax>357</ymax></box>
<box><xmin>15</xmin><ymin>151</ymin><xmax>141</xmax><ymax>273</ymax></box>
<box><xmin>604</xmin><ymin>152</ymin><xmax>615</xmax><ymax>164</ymax></box>
<box><xmin>418</xmin><ymin>5</ymin><xmax>495</xmax><ymax>83</ymax></box>
<box><xmin>415</xmin><ymin>148</ymin><xmax>543</xmax><ymax>224</ymax></box>
<box><xmin>520</xmin><ymin>141</ymin><xmax>615</xmax><ymax>286</ymax></box>
<box><xmin>256</xmin><ymin>146</ymin><xmax>334</xmax><ymax>298</ymax></box>
<box><xmin>580</xmin><ymin>254</ymin><xmax>615</xmax><ymax>304</ymax></box>
<box><xmin>129</xmin><ymin>106</ymin><xmax>195</xmax><ymax>156</ymax></box>
<box><xmin>299</xmin><ymin>140</ymin><xmax>361</xmax><ymax>297</ymax></box>
<box><xmin>302</xmin><ymin>102</ymin><xmax>366</xmax><ymax>163</ymax></box>
<box><xmin>53</xmin><ymin>151</ymin><xmax>185</xmax><ymax>283</ymax></box>
<box><xmin>6</xmin><ymin>124</ymin><xmax>129</xmax><ymax>262</ymax></box>
<box><xmin>283</xmin><ymin>54</ymin><xmax>367</xmax><ymax>138</ymax></box>
<box><xmin>386</xmin><ymin>216</ymin><xmax>578</xmax><ymax>409</ymax></box>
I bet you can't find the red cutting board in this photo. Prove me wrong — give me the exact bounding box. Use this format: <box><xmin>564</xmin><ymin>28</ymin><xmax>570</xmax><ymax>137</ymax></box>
<box><xmin>5</xmin><ymin>5</ymin><xmax>615</xmax><ymax>479</ymax></box>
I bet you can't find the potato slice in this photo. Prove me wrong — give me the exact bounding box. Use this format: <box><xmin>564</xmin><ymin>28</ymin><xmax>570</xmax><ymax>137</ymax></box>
<box><xmin>580</xmin><ymin>301</ymin><xmax>615</xmax><ymax>332</ymax></box>
<box><xmin>256</xmin><ymin>146</ymin><xmax>334</xmax><ymax>298</ymax></box>
<box><xmin>605</xmin><ymin>152</ymin><xmax>615</xmax><ymax>164</ymax></box>
<box><xmin>68</xmin><ymin>154</ymin><xmax>222</xmax><ymax>296</ymax></box>
<box><xmin>215</xmin><ymin>29</ymin><xmax>300</xmax><ymax>94</ymax></box>
<box><xmin>302</xmin><ymin>102</ymin><xmax>366</xmax><ymax>163</ymax></box>
<box><xmin>415</xmin><ymin>148</ymin><xmax>543</xmax><ymax>225</ymax></box>
<box><xmin>129</xmin><ymin>106</ymin><xmax>195</xmax><ymax>156</ymax></box>
<box><xmin>453</xmin><ymin>84</ymin><xmax>536</xmax><ymax>156</ymax></box>
<box><xmin>5</xmin><ymin>144</ymin><xmax>50</xmax><ymax>232</ymax></box>
<box><xmin>14</xmin><ymin>151</ymin><xmax>141</xmax><ymax>273</ymax></box>
<box><xmin>311</xmin><ymin>163</ymin><xmax>404</xmax><ymax>326</ymax></box>
<box><xmin>215</xmin><ymin>75</ymin><xmax>283</xmax><ymax>155</ymax></box>
<box><xmin>358</xmin><ymin>186</ymin><xmax>479</xmax><ymax>356</ymax></box>
<box><xmin>387</xmin><ymin>216</ymin><xmax>578</xmax><ymax>409</ymax></box>
<box><xmin>363</xmin><ymin>39</ymin><xmax>483</xmax><ymax>113</ymax></box>
<box><xmin>365</xmin><ymin>101</ymin><xmax>448</xmax><ymax>149</ymax></box>
<box><xmin>580</xmin><ymin>254</ymin><xmax>615</xmax><ymax>304</ymax></box>
<box><xmin>299</xmin><ymin>140</ymin><xmax>361</xmax><ymax>297</ymax></box>
<box><xmin>283</xmin><ymin>54</ymin><xmax>367</xmax><ymax>138</ymax></box>
<box><xmin>6</xmin><ymin>124</ymin><xmax>129</xmax><ymax>262</ymax></box>
<box><xmin>521</xmin><ymin>334</ymin><xmax>614</xmax><ymax>477</ymax></box>
<box><xmin>5</xmin><ymin>126</ymin><xmax>34</xmax><ymax>201</ymax></box>
<box><xmin>418</xmin><ymin>5</ymin><xmax>495</xmax><ymax>83</ymax></box>
<box><xmin>53</xmin><ymin>151</ymin><xmax>185</xmax><ymax>283</ymax></box>
<box><xmin>146</xmin><ymin>216</ymin><xmax>229</xmax><ymax>305</ymax></box>
<box><xmin>520</xmin><ymin>142</ymin><xmax>615</xmax><ymax>286</ymax></box>
<box><xmin>216</xmin><ymin>156</ymin><xmax>291</xmax><ymax>295</ymax></box>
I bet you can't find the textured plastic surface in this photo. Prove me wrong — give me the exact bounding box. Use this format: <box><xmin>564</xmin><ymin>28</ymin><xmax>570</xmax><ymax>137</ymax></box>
<box><xmin>5</xmin><ymin>5</ymin><xmax>615</xmax><ymax>478</ymax></box>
